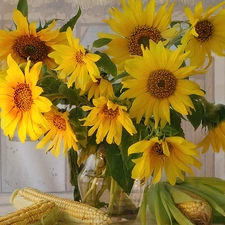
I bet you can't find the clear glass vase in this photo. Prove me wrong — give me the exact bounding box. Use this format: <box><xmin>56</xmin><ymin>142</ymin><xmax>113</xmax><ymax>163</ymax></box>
<box><xmin>78</xmin><ymin>147</ymin><xmax>142</xmax><ymax>223</ymax></box>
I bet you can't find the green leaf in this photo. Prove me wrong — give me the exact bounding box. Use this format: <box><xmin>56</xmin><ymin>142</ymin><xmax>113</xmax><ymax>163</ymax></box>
<box><xmin>187</xmin><ymin>97</ymin><xmax>204</xmax><ymax>130</ymax></box>
<box><xmin>106</xmin><ymin>144</ymin><xmax>134</xmax><ymax>194</ymax></box>
<box><xmin>69</xmin><ymin>107</ymin><xmax>87</xmax><ymax>148</ymax></box>
<box><xmin>93</xmin><ymin>38</ymin><xmax>112</xmax><ymax>48</ymax></box>
<box><xmin>95</xmin><ymin>52</ymin><xmax>117</xmax><ymax>77</ymax></box>
<box><xmin>17</xmin><ymin>0</ymin><xmax>28</xmax><ymax>18</ymax></box>
<box><xmin>155</xmin><ymin>183</ymin><xmax>171</xmax><ymax>225</ymax></box>
<box><xmin>68</xmin><ymin>148</ymin><xmax>82</xmax><ymax>201</ymax></box>
<box><xmin>60</xmin><ymin>7</ymin><xmax>82</xmax><ymax>32</ymax></box>
<box><xmin>162</xmin><ymin>110</ymin><xmax>184</xmax><ymax>138</ymax></box>
<box><xmin>119</xmin><ymin>129</ymin><xmax>137</xmax><ymax>170</ymax></box>
<box><xmin>58</xmin><ymin>84</ymin><xmax>80</xmax><ymax>105</ymax></box>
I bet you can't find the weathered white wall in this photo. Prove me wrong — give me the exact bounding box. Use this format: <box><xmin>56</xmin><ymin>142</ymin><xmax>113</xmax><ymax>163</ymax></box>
<box><xmin>0</xmin><ymin>0</ymin><xmax>225</xmax><ymax>193</ymax></box>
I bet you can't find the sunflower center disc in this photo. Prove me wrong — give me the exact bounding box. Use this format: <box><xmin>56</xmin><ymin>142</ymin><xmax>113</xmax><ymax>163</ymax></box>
<box><xmin>53</xmin><ymin>115</ymin><xmax>66</xmax><ymax>130</ymax></box>
<box><xmin>102</xmin><ymin>104</ymin><xmax>118</xmax><ymax>120</ymax></box>
<box><xmin>128</xmin><ymin>26</ymin><xmax>162</xmax><ymax>55</ymax></box>
<box><xmin>195</xmin><ymin>20</ymin><xmax>214</xmax><ymax>42</ymax></box>
<box><xmin>14</xmin><ymin>83</ymin><xmax>33</xmax><ymax>112</ymax></box>
<box><xmin>12</xmin><ymin>35</ymin><xmax>51</xmax><ymax>63</ymax></box>
<box><xmin>147</xmin><ymin>69</ymin><xmax>177</xmax><ymax>98</ymax></box>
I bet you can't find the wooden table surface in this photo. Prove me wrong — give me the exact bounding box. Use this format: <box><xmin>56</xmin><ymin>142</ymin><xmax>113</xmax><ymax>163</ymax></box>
<box><xmin>0</xmin><ymin>192</ymin><xmax>155</xmax><ymax>225</ymax></box>
<box><xmin>1</xmin><ymin>193</ymin><xmax>224</xmax><ymax>225</ymax></box>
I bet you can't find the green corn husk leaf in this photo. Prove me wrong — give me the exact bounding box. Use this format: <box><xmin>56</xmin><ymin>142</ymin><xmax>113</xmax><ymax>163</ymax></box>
<box><xmin>159</xmin><ymin>184</ymin><xmax>173</xmax><ymax>224</ymax></box>
<box><xmin>175</xmin><ymin>184</ymin><xmax>225</xmax><ymax>217</ymax></box>
<box><xmin>146</xmin><ymin>184</ymin><xmax>156</xmax><ymax>215</ymax></box>
<box><xmin>140</xmin><ymin>189</ymin><xmax>148</xmax><ymax>225</ymax></box>
<box><xmin>164</xmin><ymin>187</ymin><xmax>195</xmax><ymax>225</ymax></box>
<box><xmin>155</xmin><ymin>183</ymin><xmax>171</xmax><ymax>225</ymax></box>
<box><xmin>180</xmin><ymin>182</ymin><xmax>225</xmax><ymax>211</ymax></box>
<box><xmin>165</xmin><ymin>183</ymin><xmax>200</xmax><ymax>204</ymax></box>
<box><xmin>184</xmin><ymin>177</ymin><xmax>225</xmax><ymax>193</ymax></box>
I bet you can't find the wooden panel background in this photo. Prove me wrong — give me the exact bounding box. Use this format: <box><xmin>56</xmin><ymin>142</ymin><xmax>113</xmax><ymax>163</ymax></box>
<box><xmin>0</xmin><ymin>0</ymin><xmax>225</xmax><ymax>193</ymax></box>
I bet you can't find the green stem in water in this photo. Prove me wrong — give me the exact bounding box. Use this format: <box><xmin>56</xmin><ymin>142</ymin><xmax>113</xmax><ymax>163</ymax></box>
<box><xmin>107</xmin><ymin>178</ymin><xmax>120</xmax><ymax>216</ymax></box>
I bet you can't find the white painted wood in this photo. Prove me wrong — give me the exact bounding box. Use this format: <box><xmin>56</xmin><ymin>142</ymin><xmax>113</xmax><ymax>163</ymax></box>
<box><xmin>214</xmin><ymin>56</ymin><xmax>225</xmax><ymax>179</ymax></box>
<box><xmin>0</xmin><ymin>134</ymin><xmax>68</xmax><ymax>193</ymax></box>
<box><xmin>0</xmin><ymin>0</ymin><xmax>225</xmax><ymax>195</ymax></box>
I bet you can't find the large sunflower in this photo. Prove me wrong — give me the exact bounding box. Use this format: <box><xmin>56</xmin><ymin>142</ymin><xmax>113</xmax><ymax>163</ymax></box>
<box><xmin>36</xmin><ymin>107</ymin><xmax>79</xmax><ymax>157</ymax></box>
<box><xmin>182</xmin><ymin>2</ymin><xmax>225</xmax><ymax>68</ymax></box>
<box><xmin>197</xmin><ymin>121</ymin><xmax>225</xmax><ymax>153</ymax></box>
<box><xmin>0</xmin><ymin>54</ymin><xmax>52</xmax><ymax>143</ymax></box>
<box><xmin>99</xmin><ymin>0</ymin><xmax>177</xmax><ymax>71</ymax></box>
<box><xmin>128</xmin><ymin>136</ymin><xmax>202</xmax><ymax>186</ymax></box>
<box><xmin>49</xmin><ymin>27</ymin><xmax>101</xmax><ymax>90</ymax></box>
<box><xmin>121</xmin><ymin>40</ymin><xmax>205</xmax><ymax>128</ymax></box>
<box><xmin>0</xmin><ymin>9</ymin><xmax>66</xmax><ymax>68</ymax></box>
<box><xmin>82</xmin><ymin>96</ymin><xmax>137</xmax><ymax>145</ymax></box>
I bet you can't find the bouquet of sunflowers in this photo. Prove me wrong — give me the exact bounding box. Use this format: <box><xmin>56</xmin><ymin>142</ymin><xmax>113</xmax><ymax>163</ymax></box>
<box><xmin>1</xmin><ymin>0</ymin><xmax>225</xmax><ymax>224</ymax></box>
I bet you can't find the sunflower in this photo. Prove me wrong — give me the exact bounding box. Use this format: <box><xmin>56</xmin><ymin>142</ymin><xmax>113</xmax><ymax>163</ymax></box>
<box><xmin>197</xmin><ymin>121</ymin><xmax>225</xmax><ymax>153</ymax></box>
<box><xmin>0</xmin><ymin>9</ymin><xmax>66</xmax><ymax>68</ymax></box>
<box><xmin>121</xmin><ymin>40</ymin><xmax>205</xmax><ymax>128</ymax></box>
<box><xmin>79</xmin><ymin>77</ymin><xmax>115</xmax><ymax>100</ymax></box>
<box><xmin>82</xmin><ymin>96</ymin><xmax>137</xmax><ymax>145</ymax></box>
<box><xmin>128</xmin><ymin>136</ymin><xmax>202</xmax><ymax>186</ymax></box>
<box><xmin>182</xmin><ymin>1</ymin><xmax>225</xmax><ymax>68</ymax></box>
<box><xmin>98</xmin><ymin>0</ymin><xmax>177</xmax><ymax>71</ymax></box>
<box><xmin>49</xmin><ymin>27</ymin><xmax>101</xmax><ymax>90</ymax></box>
<box><xmin>36</xmin><ymin>107</ymin><xmax>79</xmax><ymax>157</ymax></box>
<box><xmin>0</xmin><ymin>54</ymin><xmax>52</xmax><ymax>143</ymax></box>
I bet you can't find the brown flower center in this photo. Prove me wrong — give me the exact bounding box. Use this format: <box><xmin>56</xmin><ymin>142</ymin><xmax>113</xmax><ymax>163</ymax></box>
<box><xmin>152</xmin><ymin>142</ymin><xmax>164</xmax><ymax>155</ymax></box>
<box><xmin>102</xmin><ymin>104</ymin><xmax>119</xmax><ymax>120</ymax></box>
<box><xmin>195</xmin><ymin>20</ymin><xmax>214</xmax><ymax>42</ymax></box>
<box><xmin>12</xmin><ymin>35</ymin><xmax>52</xmax><ymax>63</ymax></box>
<box><xmin>14</xmin><ymin>83</ymin><xmax>33</xmax><ymax>112</ymax></box>
<box><xmin>53</xmin><ymin>115</ymin><xmax>66</xmax><ymax>131</ymax></box>
<box><xmin>76</xmin><ymin>51</ymin><xmax>84</xmax><ymax>64</ymax></box>
<box><xmin>128</xmin><ymin>26</ymin><xmax>162</xmax><ymax>56</ymax></box>
<box><xmin>152</xmin><ymin>142</ymin><xmax>172</xmax><ymax>155</ymax></box>
<box><xmin>147</xmin><ymin>69</ymin><xmax>177</xmax><ymax>98</ymax></box>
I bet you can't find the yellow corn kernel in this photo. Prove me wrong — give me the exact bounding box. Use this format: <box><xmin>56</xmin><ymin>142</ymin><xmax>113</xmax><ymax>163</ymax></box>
<box><xmin>177</xmin><ymin>190</ymin><xmax>212</xmax><ymax>224</ymax></box>
<box><xmin>10</xmin><ymin>187</ymin><xmax>112</xmax><ymax>225</ymax></box>
<box><xmin>0</xmin><ymin>200</ymin><xmax>58</xmax><ymax>225</ymax></box>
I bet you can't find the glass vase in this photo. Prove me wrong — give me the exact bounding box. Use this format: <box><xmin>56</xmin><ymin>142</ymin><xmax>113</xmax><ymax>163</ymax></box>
<box><xmin>78</xmin><ymin>147</ymin><xmax>143</xmax><ymax>223</ymax></box>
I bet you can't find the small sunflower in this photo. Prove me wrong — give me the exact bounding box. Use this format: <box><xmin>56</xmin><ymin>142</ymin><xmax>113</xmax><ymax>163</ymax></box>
<box><xmin>182</xmin><ymin>1</ymin><xmax>225</xmax><ymax>68</ymax></box>
<box><xmin>0</xmin><ymin>9</ymin><xmax>66</xmax><ymax>68</ymax></box>
<box><xmin>128</xmin><ymin>136</ymin><xmax>202</xmax><ymax>186</ymax></box>
<box><xmin>99</xmin><ymin>0</ymin><xmax>177</xmax><ymax>70</ymax></box>
<box><xmin>80</xmin><ymin>77</ymin><xmax>115</xmax><ymax>100</ymax></box>
<box><xmin>121</xmin><ymin>40</ymin><xmax>205</xmax><ymax>128</ymax></box>
<box><xmin>36</xmin><ymin>107</ymin><xmax>79</xmax><ymax>157</ymax></box>
<box><xmin>0</xmin><ymin>54</ymin><xmax>52</xmax><ymax>143</ymax></box>
<box><xmin>82</xmin><ymin>96</ymin><xmax>137</xmax><ymax>145</ymax></box>
<box><xmin>49</xmin><ymin>27</ymin><xmax>101</xmax><ymax>90</ymax></box>
<box><xmin>197</xmin><ymin>121</ymin><xmax>225</xmax><ymax>153</ymax></box>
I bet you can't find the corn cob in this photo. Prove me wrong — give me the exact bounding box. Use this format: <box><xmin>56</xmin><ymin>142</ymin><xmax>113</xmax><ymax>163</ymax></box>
<box><xmin>176</xmin><ymin>189</ymin><xmax>212</xmax><ymax>225</ymax></box>
<box><xmin>10</xmin><ymin>187</ymin><xmax>112</xmax><ymax>225</ymax></box>
<box><xmin>0</xmin><ymin>200</ymin><xmax>58</xmax><ymax>225</ymax></box>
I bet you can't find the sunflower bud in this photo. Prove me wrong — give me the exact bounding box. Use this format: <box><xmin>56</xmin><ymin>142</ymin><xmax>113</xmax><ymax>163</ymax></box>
<box><xmin>177</xmin><ymin>190</ymin><xmax>212</xmax><ymax>225</ymax></box>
